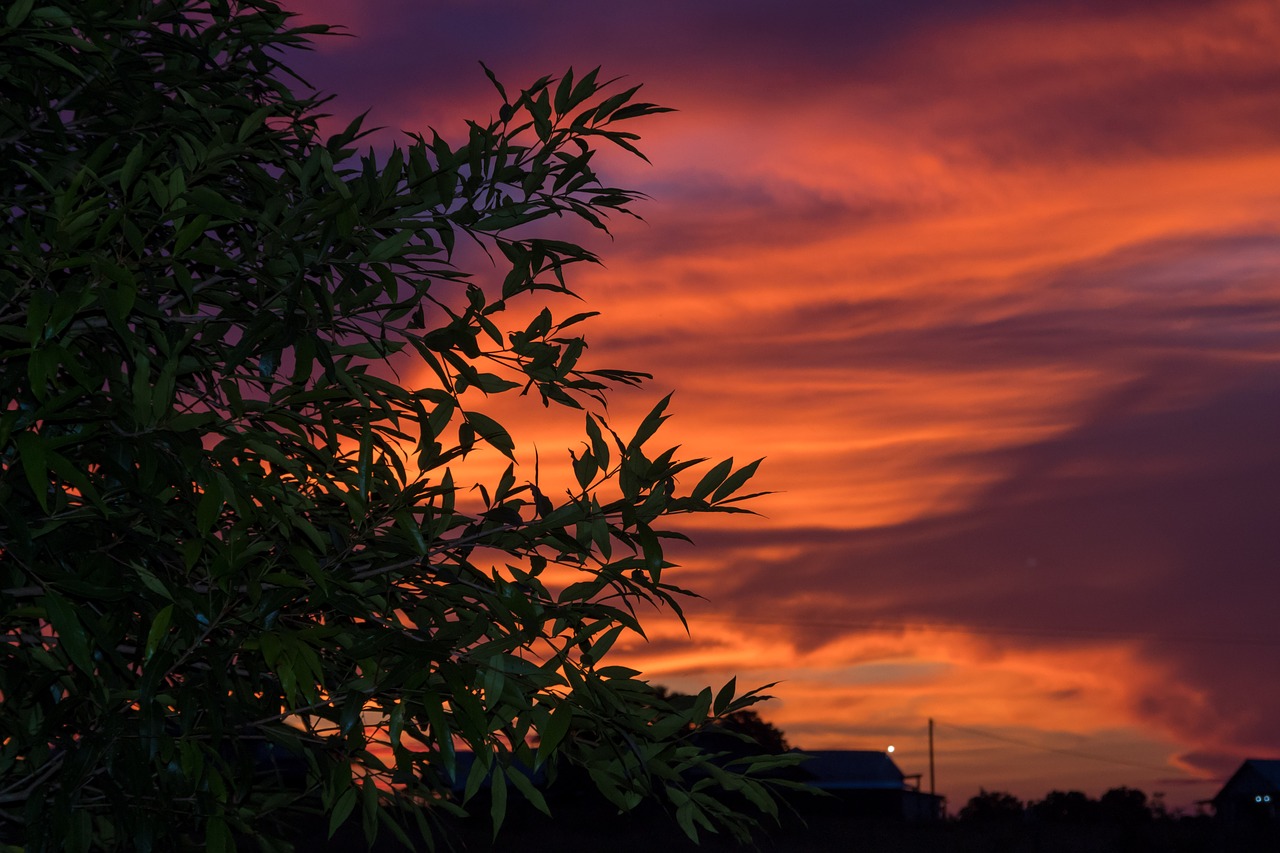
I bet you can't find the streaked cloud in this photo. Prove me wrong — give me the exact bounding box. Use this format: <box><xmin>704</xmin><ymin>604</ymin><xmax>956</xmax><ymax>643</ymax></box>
<box><xmin>287</xmin><ymin>0</ymin><xmax>1280</xmax><ymax>808</ymax></box>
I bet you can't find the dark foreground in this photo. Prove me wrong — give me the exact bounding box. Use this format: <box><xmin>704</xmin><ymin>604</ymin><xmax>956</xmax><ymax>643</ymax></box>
<box><xmin>306</xmin><ymin>801</ymin><xmax>1279</xmax><ymax>853</ymax></box>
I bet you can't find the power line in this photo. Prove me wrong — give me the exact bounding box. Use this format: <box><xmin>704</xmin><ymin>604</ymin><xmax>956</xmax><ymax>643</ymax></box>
<box><xmin>678</xmin><ymin>613</ymin><xmax>1280</xmax><ymax>648</ymax></box>
<box><xmin>934</xmin><ymin>720</ymin><xmax>1176</xmax><ymax>774</ymax></box>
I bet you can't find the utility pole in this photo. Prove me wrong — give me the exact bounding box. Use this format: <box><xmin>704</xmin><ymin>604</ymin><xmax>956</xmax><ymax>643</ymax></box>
<box><xmin>928</xmin><ymin>718</ymin><xmax>936</xmax><ymax>797</ymax></box>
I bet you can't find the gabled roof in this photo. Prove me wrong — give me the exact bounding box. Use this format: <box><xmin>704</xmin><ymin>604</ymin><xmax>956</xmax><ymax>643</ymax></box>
<box><xmin>800</xmin><ymin>750</ymin><xmax>906</xmax><ymax>790</ymax></box>
<box><xmin>1213</xmin><ymin>758</ymin><xmax>1280</xmax><ymax>802</ymax></box>
<box><xmin>1247</xmin><ymin>760</ymin><xmax>1280</xmax><ymax>789</ymax></box>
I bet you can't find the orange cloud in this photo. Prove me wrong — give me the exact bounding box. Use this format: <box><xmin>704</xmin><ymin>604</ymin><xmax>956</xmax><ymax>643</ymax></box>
<box><xmin>287</xmin><ymin>0</ymin><xmax>1280</xmax><ymax>811</ymax></box>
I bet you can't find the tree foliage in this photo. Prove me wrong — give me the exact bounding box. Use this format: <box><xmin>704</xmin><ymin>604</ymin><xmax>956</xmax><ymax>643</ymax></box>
<box><xmin>1028</xmin><ymin>789</ymin><xmax>1099</xmax><ymax>824</ymax></box>
<box><xmin>958</xmin><ymin>789</ymin><xmax>1025</xmax><ymax>823</ymax></box>
<box><xmin>1098</xmin><ymin>786</ymin><xmax>1151</xmax><ymax>824</ymax></box>
<box><xmin>0</xmin><ymin>1</ymin><xmax>799</xmax><ymax>849</ymax></box>
<box><xmin>652</xmin><ymin>685</ymin><xmax>792</xmax><ymax>755</ymax></box>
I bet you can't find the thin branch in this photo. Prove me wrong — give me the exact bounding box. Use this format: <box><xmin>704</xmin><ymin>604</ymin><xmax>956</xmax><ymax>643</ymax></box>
<box><xmin>0</xmin><ymin>753</ymin><xmax>65</xmax><ymax>804</ymax></box>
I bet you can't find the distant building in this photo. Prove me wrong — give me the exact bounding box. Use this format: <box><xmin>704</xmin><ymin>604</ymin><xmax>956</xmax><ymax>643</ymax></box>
<box><xmin>798</xmin><ymin>749</ymin><xmax>944</xmax><ymax>820</ymax></box>
<box><xmin>1212</xmin><ymin>758</ymin><xmax>1280</xmax><ymax>826</ymax></box>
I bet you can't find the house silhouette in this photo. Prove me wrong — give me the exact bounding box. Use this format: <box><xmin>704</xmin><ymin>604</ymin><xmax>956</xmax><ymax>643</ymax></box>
<box><xmin>798</xmin><ymin>749</ymin><xmax>944</xmax><ymax>820</ymax></box>
<box><xmin>1213</xmin><ymin>758</ymin><xmax>1280</xmax><ymax>826</ymax></box>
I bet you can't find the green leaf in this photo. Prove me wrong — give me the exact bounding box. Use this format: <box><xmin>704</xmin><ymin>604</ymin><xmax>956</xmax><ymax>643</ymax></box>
<box><xmin>356</xmin><ymin>427</ymin><xmax>373</xmax><ymax>500</ymax></box>
<box><xmin>739</xmin><ymin>777</ymin><xmax>779</xmax><ymax>819</ymax></box>
<box><xmin>5</xmin><ymin>0</ymin><xmax>35</xmax><ymax>28</ymax></box>
<box><xmin>144</xmin><ymin>605</ymin><xmax>174</xmax><ymax>662</ymax></box>
<box><xmin>131</xmin><ymin>356</ymin><xmax>153</xmax><ymax>425</ymax></box>
<box><xmin>690</xmin><ymin>687</ymin><xmax>713</xmax><ymax>724</ymax></box>
<box><xmin>328</xmin><ymin>787</ymin><xmax>358</xmax><ymax>838</ymax></box>
<box><xmin>197</xmin><ymin>482</ymin><xmax>224</xmax><ymax>534</ymax></box>
<box><xmin>587</xmin><ymin>624</ymin><xmax>625</xmax><ymax>661</ymax></box>
<box><xmin>571</xmin><ymin>450</ymin><xmax>596</xmax><ymax>490</ymax></box>
<box><xmin>368</xmin><ymin>229</ymin><xmax>414</xmax><ymax>262</ymax></box>
<box><xmin>529</xmin><ymin>88</ymin><xmax>552</xmax><ymax>141</ymax></box>
<box><xmin>360</xmin><ymin>774</ymin><xmax>380</xmax><ymax>844</ymax></box>
<box><xmin>472</xmin><ymin>372</ymin><xmax>521</xmax><ymax>393</ymax></box>
<box><xmin>237</xmin><ymin>106</ymin><xmax>273</xmax><ymax>143</ymax></box>
<box><xmin>26</xmin><ymin>44</ymin><xmax>83</xmax><ymax>76</ymax></box>
<box><xmin>489</xmin><ymin>764</ymin><xmax>509</xmax><ymax>836</ymax></box>
<box><xmin>674</xmin><ymin>799</ymin><xmax>700</xmax><ymax>843</ymax></box>
<box><xmin>535</xmin><ymin>704</ymin><xmax>572</xmax><ymax>768</ymax></box>
<box><xmin>172</xmin><ymin>213</ymin><xmax>210</xmax><ymax>255</ymax></box>
<box><xmin>629</xmin><ymin>394</ymin><xmax>671</xmax><ymax>450</ymax></box>
<box><xmin>713</xmin><ymin>677</ymin><xmax>737</xmax><ymax>716</ymax></box>
<box><xmin>480</xmin><ymin>60</ymin><xmax>509</xmax><ymax>104</ymax></box>
<box><xmin>691</xmin><ymin>458</ymin><xmax>733</xmax><ymax>502</ymax></box>
<box><xmin>465</xmin><ymin>411</ymin><xmax>515</xmax><ymax>459</ymax></box>
<box><xmin>133</xmin><ymin>565</ymin><xmax>172</xmax><ymax>599</ymax></box>
<box><xmin>462</xmin><ymin>753</ymin><xmax>488</xmax><ymax>804</ymax></box>
<box><xmin>553</xmin><ymin>68</ymin><xmax>575</xmax><ymax>115</ymax></box>
<box><xmin>13</xmin><ymin>432</ymin><xmax>49</xmax><ymax>511</ymax></box>
<box><xmin>711</xmin><ymin>458</ymin><xmax>762</xmax><ymax>504</ymax></box>
<box><xmin>636</xmin><ymin>524</ymin><xmax>663</xmax><ymax>575</ymax></box>
<box><xmin>506</xmin><ymin>765</ymin><xmax>550</xmax><ymax>816</ymax></box>
<box><xmin>592</xmin><ymin>85</ymin><xmax>643</xmax><ymax>124</ymax></box>
<box><xmin>585</xmin><ymin>413</ymin><xmax>610</xmax><ymax>469</ymax></box>
<box><xmin>43</xmin><ymin>591</ymin><xmax>94</xmax><ymax>674</ymax></box>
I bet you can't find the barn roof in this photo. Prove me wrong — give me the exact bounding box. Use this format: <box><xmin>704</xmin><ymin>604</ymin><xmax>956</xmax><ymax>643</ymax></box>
<box><xmin>1213</xmin><ymin>758</ymin><xmax>1280</xmax><ymax>802</ymax></box>
<box><xmin>799</xmin><ymin>750</ymin><xmax>907</xmax><ymax>790</ymax></box>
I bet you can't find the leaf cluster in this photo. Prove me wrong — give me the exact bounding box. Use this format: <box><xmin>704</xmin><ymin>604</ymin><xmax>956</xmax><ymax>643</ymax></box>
<box><xmin>0</xmin><ymin>2</ymin><xmax>787</xmax><ymax>851</ymax></box>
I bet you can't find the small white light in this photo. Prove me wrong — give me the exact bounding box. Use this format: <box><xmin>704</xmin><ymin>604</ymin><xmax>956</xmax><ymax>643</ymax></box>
<box><xmin>1256</xmin><ymin>796</ymin><xmax>1263</xmax><ymax>803</ymax></box>
<box><xmin>887</xmin><ymin>745</ymin><xmax>895</xmax><ymax>753</ymax></box>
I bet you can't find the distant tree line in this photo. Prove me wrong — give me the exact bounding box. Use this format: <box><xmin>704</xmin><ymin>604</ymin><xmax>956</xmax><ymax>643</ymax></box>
<box><xmin>959</xmin><ymin>785</ymin><xmax>1165</xmax><ymax>825</ymax></box>
<box><xmin>947</xmin><ymin>787</ymin><xmax>1280</xmax><ymax>853</ymax></box>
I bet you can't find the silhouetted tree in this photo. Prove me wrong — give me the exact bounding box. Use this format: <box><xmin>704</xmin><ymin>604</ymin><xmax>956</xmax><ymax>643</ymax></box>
<box><xmin>959</xmin><ymin>789</ymin><xmax>1025</xmax><ymax>823</ymax></box>
<box><xmin>0</xmin><ymin>1</ymin><xmax>798</xmax><ymax>849</ymax></box>
<box><xmin>1099</xmin><ymin>786</ymin><xmax>1151</xmax><ymax>824</ymax></box>
<box><xmin>1029</xmin><ymin>790</ymin><xmax>1099</xmax><ymax>823</ymax></box>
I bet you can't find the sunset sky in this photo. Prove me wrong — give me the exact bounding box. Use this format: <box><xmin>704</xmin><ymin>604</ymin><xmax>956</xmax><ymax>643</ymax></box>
<box><xmin>287</xmin><ymin>0</ymin><xmax>1280</xmax><ymax>811</ymax></box>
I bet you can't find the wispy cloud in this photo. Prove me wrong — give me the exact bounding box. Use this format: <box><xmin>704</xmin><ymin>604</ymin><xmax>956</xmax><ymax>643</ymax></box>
<box><xmin>288</xmin><ymin>0</ymin><xmax>1280</xmax><ymax>807</ymax></box>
